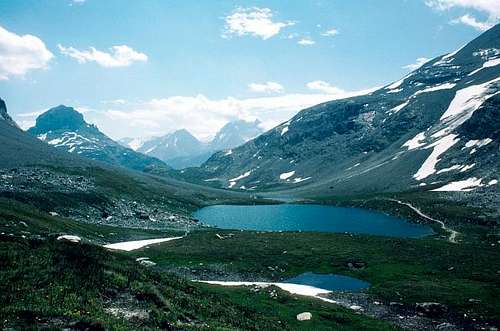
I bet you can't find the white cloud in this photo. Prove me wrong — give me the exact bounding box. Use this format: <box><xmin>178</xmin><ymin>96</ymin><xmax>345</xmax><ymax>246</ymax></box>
<box><xmin>306</xmin><ymin>80</ymin><xmax>345</xmax><ymax>94</ymax></box>
<box><xmin>223</xmin><ymin>7</ymin><xmax>294</xmax><ymax>40</ymax></box>
<box><xmin>101</xmin><ymin>99</ymin><xmax>128</xmax><ymax>105</ymax></box>
<box><xmin>450</xmin><ymin>14</ymin><xmax>494</xmax><ymax>31</ymax></box>
<box><xmin>0</xmin><ymin>25</ymin><xmax>53</xmax><ymax>80</ymax></box>
<box><xmin>298</xmin><ymin>38</ymin><xmax>315</xmax><ymax>46</ymax></box>
<box><xmin>402</xmin><ymin>57</ymin><xmax>430</xmax><ymax>71</ymax></box>
<box><xmin>16</xmin><ymin>111</ymin><xmax>44</xmax><ymax>118</ymax></box>
<box><xmin>51</xmin><ymin>87</ymin><xmax>375</xmax><ymax>141</ymax></box>
<box><xmin>321</xmin><ymin>28</ymin><xmax>339</xmax><ymax>37</ymax></box>
<box><xmin>425</xmin><ymin>0</ymin><xmax>499</xmax><ymax>30</ymax></box>
<box><xmin>58</xmin><ymin>44</ymin><xmax>148</xmax><ymax>67</ymax></box>
<box><xmin>248</xmin><ymin>81</ymin><xmax>284</xmax><ymax>94</ymax></box>
<box><xmin>425</xmin><ymin>0</ymin><xmax>500</xmax><ymax>17</ymax></box>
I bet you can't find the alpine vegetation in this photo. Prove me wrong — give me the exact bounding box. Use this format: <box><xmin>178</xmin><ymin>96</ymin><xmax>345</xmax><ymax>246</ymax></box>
<box><xmin>1</xmin><ymin>3</ymin><xmax>499</xmax><ymax>331</ymax></box>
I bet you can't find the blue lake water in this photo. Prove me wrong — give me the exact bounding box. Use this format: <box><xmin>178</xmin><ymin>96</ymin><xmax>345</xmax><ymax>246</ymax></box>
<box><xmin>284</xmin><ymin>272</ymin><xmax>370</xmax><ymax>292</ymax></box>
<box><xmin>193</xmin><ymin>204</ymin><xmax>433</xmax><ymax>238</ymax></box>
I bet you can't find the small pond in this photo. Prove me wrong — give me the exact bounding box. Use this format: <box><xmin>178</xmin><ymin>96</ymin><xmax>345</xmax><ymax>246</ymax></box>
<box><xmin>284</xmin><ymin>272</ymin><xmax>370</xmax><ymax>292</ymax></box>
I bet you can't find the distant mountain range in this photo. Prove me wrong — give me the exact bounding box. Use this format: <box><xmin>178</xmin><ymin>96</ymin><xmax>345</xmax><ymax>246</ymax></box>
<box><xmin>183</xmin><ymin>24</ymin><xmax>500</xmax><ymax>196</ymax></box>
<box><xmin>26</xmin><ymin>105</ymin><xmax>170</xmax><ymax>173</ymax></box>
<box><xmin>119</xmin><ymin>120</ymin><xmax>264</xmax><ymax>169</ymax></box>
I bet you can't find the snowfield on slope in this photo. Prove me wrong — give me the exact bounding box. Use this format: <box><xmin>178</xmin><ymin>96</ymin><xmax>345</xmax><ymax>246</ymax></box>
<box><xmin>104</xmin><ymin>237</ymin><xmax>184</xmax><ymax>251</ymax></box>
<box><xmin>228</xmin><ymin>170</ymin><xmax>253</xmax><ymax>188</ymax></box>
<box><xmin>280</xmin><ymin>171</ymin><xmax>295</xmax><ymax>180</ymax></box>
<box><xmin>432</xmin><ymin>178</ymin><xmax>484</xmax><ymax>192</ymax></box>
<box><xmin>440</xmin><ymin>77</ymin><xmax>500</xmax><ymax>121</ymax></box>
<box><xmin>413</xmin><ymin>134</ymin><xmax>460</xmax><ymax>181</ymax></box>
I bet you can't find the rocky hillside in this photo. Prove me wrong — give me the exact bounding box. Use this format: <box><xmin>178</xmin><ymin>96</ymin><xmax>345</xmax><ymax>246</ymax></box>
<box><xmin>190</xmin><ymin>25</ymin><xmax>500</xmax><ymax>196</ymax></box>
<box><xmin>0</xmin><ymin>99</ymin><xmax>256</xmax><ymax>229</ymax></box>
<box><xmin>122</xmin><ymin>119</ymin><xmax>264</xmax><ymax>169</ymax></box>
<box><xmin>0</xmin><ymin>98</ymin><xmax>19</xmax><ymax>128</ymax></box>
<box><xmin>27</xmin><ymin>105</ymin><xmax>170</xmax><ymax>173</ymax></box>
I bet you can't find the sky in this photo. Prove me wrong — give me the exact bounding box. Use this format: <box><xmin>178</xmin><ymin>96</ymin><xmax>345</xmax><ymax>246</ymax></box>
<box><xmin>0</xmin><ymin>0</ymin><xmax>498</xmax><ymax>141</ymax></box>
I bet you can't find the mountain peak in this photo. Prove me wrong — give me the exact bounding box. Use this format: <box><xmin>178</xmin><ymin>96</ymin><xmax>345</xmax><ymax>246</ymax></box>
<box><xmin>0</xmin><ymin>98</ymin><xmax>19</xmax><ymax>128</ymax></box>
<box><xmin>172</xmin><ymin>128</ymin><xmax>196</xmax><ymax>138</ymax></box>
<box><xmin>28</xmin><ymin>105</ymin><xmax>89</xmax><ymax>134</ymax></box>
<box><xmin>211</xmin><ymin>119</ymin><xmax>264</xmax><ymax>150</ymax></box>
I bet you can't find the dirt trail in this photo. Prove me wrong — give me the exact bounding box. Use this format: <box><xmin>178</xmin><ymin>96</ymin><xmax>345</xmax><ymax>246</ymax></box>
<box><xmin>387</xmin><ymin>198</ymin><xmax>459</xmax><ymax>243</ymax></box>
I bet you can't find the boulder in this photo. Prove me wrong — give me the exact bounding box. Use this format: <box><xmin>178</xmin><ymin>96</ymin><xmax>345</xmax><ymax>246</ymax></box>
<box><xmin>346</xmin><ymin>261</ymin><xmax>367</xmax><ymax>270</ymax></box>
<box><xmin>416</xmin><ymin>302</ymin><xmax>447</xmax><ymax>317</ymax></box>
<box><xmin>296</xmin><ymin>312</ymin><xmax>312</xmax><ymax>321</ymax></box>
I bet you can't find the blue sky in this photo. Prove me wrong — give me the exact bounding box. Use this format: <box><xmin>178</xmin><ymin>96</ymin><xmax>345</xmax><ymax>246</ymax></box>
<box><xmin>0</xmin><ymin>0</ymin><xmax>497</xmax><ymax>140</ymax></box>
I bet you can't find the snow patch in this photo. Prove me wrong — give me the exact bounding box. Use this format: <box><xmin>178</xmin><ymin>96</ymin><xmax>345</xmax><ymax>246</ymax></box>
<box><xmin>468</xmin><ymin>58</ymin><xmax>500</xmax><ymax>76</ymax></box>
<box><xmin>437</xmin><ymin>165</ymin><xmax>463</xmax><ymax>174</ymax></box>
<box><xmin>386</xmin><ymin>88</ymin><xmax>402</xmax><ymax>94</ymax></box>
<box><xmin>48</xmin><ymin>137</ymin><xmax>64</xmax><ymax>145</ymax></box>
<box><xmin>195</xmin><ymin>280</ymin><xmax>335</xmax><ymax>303</ymax></box>
<box><xmin>402</xmin><ymin>132</ymin><xmax>426</xmax><ymax>150</ymax></box>
<box><xmin>432</xmin><ymin>177</ymin><xmax>483</xmax><ymax>192</ymax></box>
<box><xmin>414</xmin><ymin>83</ymin><xmax>456</xmax><ymax>96</ymax></box>
<box><xmin>292</xmin><ymin>177</ymin><xmax>311</xmax><ymax>183</ymax></box>
<box><xmin>460</xmin><ymin>164</ymin><xmax>475</xmax><ymax>172</ymax></box>
<box><xmin>433</xmin><ymin>45</ymin><xmax>464</xmax><ymax>66</ymax></box>
<box><xmin>104</xmin><ymin>237</ymin><xmax>184</xmax><ymax>251</ymax></box>
<box><xmin>464</xmin><ymin>138</ymin><xmax>493</xmax><ymax>149</ymax></box>
<box><xmin>279</xmin><ymin>171</ymin><xmax>295</xmax><ymax>180</ymax></box>
<box><xmin>440</xmin><ymin>78</ymin><xmax>500</xmax><ymax>121</ymax></box>
<box><xmin>413</xmin><ymin>134</ymin><xmax>459</xmax><ymax>181</ymax></box>
<box><xmin>228</xmin><ymin>170</ymin><xmax>253</xmax><ymax>188</ymax></box>
<box><xmin>386</xmin><ymin>73</ymin><xmax>412</xmax><ymax>90</ymax></box>
<box><xmin>57</xmin><ymin>235</ymin><xmax>81</xmax><ymax>243</ymax></box>
<box><xmin>389</xmin><ymin>100</ymin><xmax>410</xmax><ymax>114</ymax></box>
<box><xmin>229</xmin><ymin>170</ymin><xmax>252</xmax><ymax>182</ymax></box>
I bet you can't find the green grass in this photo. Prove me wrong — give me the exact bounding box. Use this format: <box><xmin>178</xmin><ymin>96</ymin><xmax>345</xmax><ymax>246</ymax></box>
<box><xmin>0</xmin><ymin>198</ymin><xmax>397</xmax><ymax>329</ymax></box>
<box><xmin>1</xmin><ymin>191</ymin><xmax>499</xmax><ymax>328</ymax></box>
<box><xmin>0</xmin><ymin>235</ymin><xmax>395</xmax><ymax>330</ymax></box>
<box><xmin>134</xmin><ymin>229</ymin><xmax>500</xmax><ymax>325</ymax></box>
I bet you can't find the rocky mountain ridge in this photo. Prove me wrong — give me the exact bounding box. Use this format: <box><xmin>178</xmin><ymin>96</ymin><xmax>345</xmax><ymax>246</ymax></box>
<box><xmin>186</xmin><ymin>25</ymin><xmax>500</xmax><ymax>197</ymax></box>
<box><xmin>27</xmin><ymin>105</ymin><xmax>170</xmax><ymax>173</ymax></box>
<box><xmin>0</xmin><ymin>98</ymin><xmax>19</xmax><ymax>128</ymax></box>
<box><xmin>121</xmin><ymin>119</ymin><xmax>264</xmax><ymax>169</ymax></box>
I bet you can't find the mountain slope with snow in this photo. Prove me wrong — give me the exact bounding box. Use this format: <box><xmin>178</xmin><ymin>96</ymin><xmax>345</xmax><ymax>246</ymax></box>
<box><xmin>27</xmin><ymin>105</ymin><xmax>170</xmax><ymax>173</ymax></box>
<box><xmin>121</xmin><ymin>119</ymin><xmax>264</xmax><ymax>169</ymax></box>
<box><xmin>187</xmin><ymin>25</ymin><xmax>500</xmax><ymax>196</ymax></box>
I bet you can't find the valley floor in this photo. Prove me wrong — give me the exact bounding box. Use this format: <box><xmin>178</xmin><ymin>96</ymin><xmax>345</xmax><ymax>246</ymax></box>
<box><xmin>0</xmin><ymin>190</ymin><xmax>499</xmax><ymax>330</ymax></box>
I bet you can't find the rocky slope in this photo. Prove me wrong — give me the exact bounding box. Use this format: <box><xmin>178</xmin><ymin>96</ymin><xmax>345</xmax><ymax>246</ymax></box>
<box><xmin>122</xmin><ymin>119</ymin><xmax>264</xmax><ymax>169</ymax></box>
<box><xmin>0</xmin><ymin>97</ymin><xmax>19</xmax><ymax>128</ymax></box>
<box><xmin>27</xmin><ymin>105</ymin><xmax>170</xmax><ymax>173</ymax></box>
<box><xmin>0</xmin><ymin>99</ymin><xmax>256</xmax><ymax>229</ymax></box>
<box><xmin>189</xmin><ymin>25</ymin><xmax>500</xmax><ymax>196</ymax></box>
